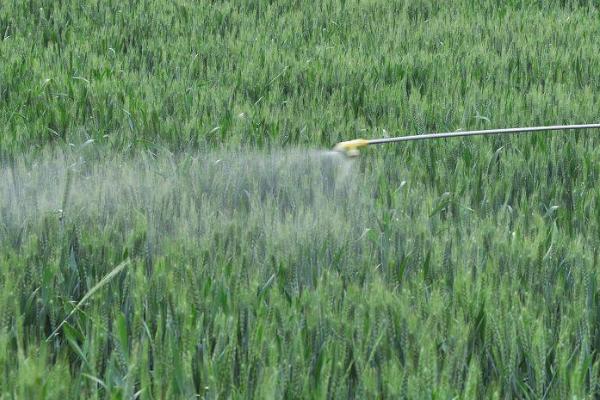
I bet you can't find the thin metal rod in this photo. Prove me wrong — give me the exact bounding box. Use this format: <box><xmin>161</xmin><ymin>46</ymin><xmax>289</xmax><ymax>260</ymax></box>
<box><xmin>367</xmin><ymin>123</ymin><xmax>600</xmax><ymax>145</ymax></box>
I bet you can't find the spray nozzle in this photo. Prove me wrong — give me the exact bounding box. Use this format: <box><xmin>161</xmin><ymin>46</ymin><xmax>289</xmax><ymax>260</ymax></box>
<box><xmin>333</xmin><ymin>139</ymin><xmax>369</xmax><ymax>157</ymax></box>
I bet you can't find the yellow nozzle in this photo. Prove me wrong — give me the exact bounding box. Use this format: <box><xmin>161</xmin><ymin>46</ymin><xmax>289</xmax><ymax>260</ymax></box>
<box><xmin>333</xmin><ymin>139</ymin><xmax>369</xmax><ymax>157</ymax></box>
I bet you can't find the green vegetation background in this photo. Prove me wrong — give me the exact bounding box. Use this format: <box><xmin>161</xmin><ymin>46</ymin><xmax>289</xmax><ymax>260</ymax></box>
<box><xmin>1</xmin><ymin>0</ymin><xmax>600</xmax><ymax>398</ymax></box>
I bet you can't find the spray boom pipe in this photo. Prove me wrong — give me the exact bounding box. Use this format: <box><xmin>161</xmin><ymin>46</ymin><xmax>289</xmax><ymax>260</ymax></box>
<box><xmin>333</xmin><ymin>123</ymin><xmax>600</xmax><ymax>156</ymax></box>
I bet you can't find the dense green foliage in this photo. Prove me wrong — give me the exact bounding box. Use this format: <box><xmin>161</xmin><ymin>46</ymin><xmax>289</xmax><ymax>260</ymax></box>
<box><xmin>2</xmin><ymin>0</ymin><xmax>600</xmax><ymax>398</ymax></box>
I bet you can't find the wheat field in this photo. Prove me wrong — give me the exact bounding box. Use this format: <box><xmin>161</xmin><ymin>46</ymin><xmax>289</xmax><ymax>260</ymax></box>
<box><xmin>1</xmin><ymin>1</ymin><xmax>600</xmax><ymax>398</ymax></box>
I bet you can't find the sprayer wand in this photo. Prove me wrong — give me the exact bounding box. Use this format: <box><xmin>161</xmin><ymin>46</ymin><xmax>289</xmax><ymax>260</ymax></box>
<box><xmin>333</xmin><ymin>123</ymin><xmax>600</xmax><ymax>157</ymax></box>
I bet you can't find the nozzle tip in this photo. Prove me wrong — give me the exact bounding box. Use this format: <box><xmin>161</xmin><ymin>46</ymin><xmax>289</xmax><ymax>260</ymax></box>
<box><xmin>333</xmin><ymin>139</ymin><xmax>369</xmax><ymax>157</ymax></box>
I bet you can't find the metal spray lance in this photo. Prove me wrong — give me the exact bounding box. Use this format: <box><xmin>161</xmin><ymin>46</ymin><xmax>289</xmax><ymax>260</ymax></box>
<box><xmin>333</xmin><ymin>123</ymin><xmax>600</xmax><ymax>157</ymax></box>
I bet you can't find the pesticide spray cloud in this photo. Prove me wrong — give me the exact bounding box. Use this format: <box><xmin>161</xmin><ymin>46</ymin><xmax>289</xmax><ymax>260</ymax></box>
<box><xmin>0</xmin><ymin>148</ymin><xmax>369</xmax><ymax>260</ymax></box>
